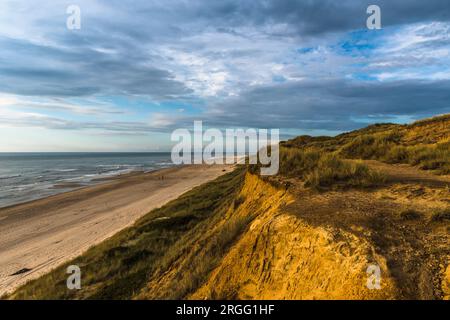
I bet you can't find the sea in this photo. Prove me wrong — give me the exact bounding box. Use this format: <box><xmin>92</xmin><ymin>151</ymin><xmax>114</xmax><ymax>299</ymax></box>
<box><xmin>0</xmin><ymin>152</ymin><xmax>174</xmax><ymax>208</ymax></box>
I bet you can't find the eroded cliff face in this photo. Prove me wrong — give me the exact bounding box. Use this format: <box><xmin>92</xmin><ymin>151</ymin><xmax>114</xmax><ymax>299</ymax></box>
<box><xmin>443</xmin><ymin>266</ymin><xmax>450</xmax><ymax>300</ymax></box>
<box><xmin>139</xmin><ymin>172</ymin><xmax>293</xmax><ymax>299</ymax></box>
<box><xmin>190</xmin><ymin>173</ymin><xmax>398</xmax><ymax>300</ymax></box>
<box><xmin>135</xmin><ymin>170</ymin><xmax>448</xmax><ymax>300</ymax></box>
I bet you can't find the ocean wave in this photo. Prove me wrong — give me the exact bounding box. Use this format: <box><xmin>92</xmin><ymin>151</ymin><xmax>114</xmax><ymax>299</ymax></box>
<box><xmin>0</xmin><ymin>174</ymin><xmax>21</xmax><ymax>180</ymax></box>
<box><xmin>96</xmin><ymin>164</ymin><xmax>121</xmax><ymax>168</ymax></box>
<box><xmin>96</xmin><ymin>164</ymin><xmax>143</xmax><ymax>168</ymax></box>
<box><xmin>99</xmin><ymin>168</ymin><xmax>137</xmax><ymax>176</ymax></box>
<box><xmin>9</xmin><ymin>182</ymin><xmax>44</xmax><ymax>191</ymax></box>
<box><xmin>156</xmin><ymin>162</ymin><xmax>174</xmax><ymax>166</ymax></box>
<box><xmin>83</xmin><ymin>174</ymin><xmax>97</xmax><ymax>178</ymax></box>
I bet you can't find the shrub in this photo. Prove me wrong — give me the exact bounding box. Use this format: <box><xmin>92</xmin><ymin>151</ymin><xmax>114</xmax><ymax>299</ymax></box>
<box><xmin>339</xmin><ymin>131</ymin><xmax>449</xmax><ymax>174</ymax></box>
<box><xmin>340</xmin><ymin>130</ymin><xmax>402</xmax><ymax>160</ymax></box>
<box><xmin>400</xmin><ymin>209</ymin><xmax>422</xmax><ymax>220</ymax></box>
<box><xmin>277</xmin><ymin>148</ymin><xmax>384</xmax><ymax>190</ymax></box>
<box><xmin>279</xmin><ymin>148</ymin><xmax>321</xmax><ymax>177</ymax></box>
<box><xmin>384</xmin><ymin>145</ymin><xmax>409</xmax><ymax>163</ymax></box>
<box><xmin>431</xmin><ymin>209</ymin><xmax>450</xmax><ymax>222</ymax></box>
<box><xmin>402</xmin><ymin>141</ymin><xmax>450</xmax><ymax>174</ymax></box>
<box><xmin>234</xmin><ymin>195</ymin><xmax>246</xmax><ymax>209</ymax></box>
<box><xmin>304</xmin><ymin>155</ymin><xmax>385</xmax><ymax>190</ymax></box>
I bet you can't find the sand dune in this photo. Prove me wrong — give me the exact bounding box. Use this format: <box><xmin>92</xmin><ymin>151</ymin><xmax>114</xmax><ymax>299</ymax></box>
<box><xmin>0</xmin><ymin>164</ymin><xmax>233</xmax><ymax>296</ymax></box>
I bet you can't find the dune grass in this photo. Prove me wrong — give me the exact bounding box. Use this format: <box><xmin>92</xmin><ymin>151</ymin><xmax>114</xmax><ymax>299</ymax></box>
<box><xmin>140</xmin><ymin>212</ymin><xmax>254</xmax><ymax>299</ymax></box>
<box><xmin>340</xmin><ymin>130</ymin><xmax>402</xmax><ymax>160</ymax></box>
<box><xmin>340</xmin><ymin>132</ymin><xmax>449</xmax><ymax>174</ymax></box>
<box><xmin>304</xmin><ymin>154</ymin><xmax>385</xmax><ymax>189</ymax></box>
<box><xmin>431</xmin><ymin>209</ymin><xmax>450</xmax><ymax>222</ymax></box>
<box><xmin>385</xmin><ymin>140</ymin><xmax>450</xmax><ymax>174</ymax></box>
<box><xmin>277</xmin><ymin>147</ymin><xmax>385</xmax><ymax>190</ymax></box>
<box><xmin>281</xmin><ymin>114</ymin><xmax>449</xmax><ymax>175</ymax></box>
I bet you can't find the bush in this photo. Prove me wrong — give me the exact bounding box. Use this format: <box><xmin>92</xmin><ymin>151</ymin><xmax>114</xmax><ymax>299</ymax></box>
<box><xmin>338</xmin><ymin>131</ymin><xmax>449</xmax><ymax>174</ymax></box>
<box><xmin>340</xmin><ymin>131</ymin><xmax>402</xmax><ymax>160</ymax></box>
<box><xmin>384</xmin><ymin>145</ymin><xmax>409</xmax><ymax>163</ymax></box>
<box><xmin>400</xmin><ymin>209</ymin><xmax>422</xmax><ymax>220</ymax></box>
<box><xmin>394</xmin><ymin>141</ymin><xmax>450</xmax><ymax>174</ymax></box>
<box><xmin>277</xmin><ymin>148</ymin><xmax>384</xmax><ymax>190</ymax></box>
<box><xmin>304</xmin><ymin>155</ymin><xmax>385</xmax><ymax>190</ymax></box>
<box><xmin>431</xmin><ymin>209</ymin><xmax>450</xmax><ymax>222</ymax></box>
<box><xmin>234</xmin><ymin>195</ymin><xmax>246</xmax><ymax>209</ymax></box>
<box><xmin>278</xmin><ymin>147</ymin><xmax>321</xmax><ymax>177</ymax></box>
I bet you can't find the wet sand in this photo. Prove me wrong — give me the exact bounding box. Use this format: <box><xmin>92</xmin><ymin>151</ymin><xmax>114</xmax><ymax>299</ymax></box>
<box><xmin>0</xmin><ymin>164</ymin><xmax>233</xmax><ymax>296</ymax></box>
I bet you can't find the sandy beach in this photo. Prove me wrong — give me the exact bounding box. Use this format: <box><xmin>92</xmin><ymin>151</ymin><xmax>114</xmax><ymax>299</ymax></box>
<box><xmin>0</xmin><ymin>164</ymin><xmax>233</xmax><ymax>296</ymax></box>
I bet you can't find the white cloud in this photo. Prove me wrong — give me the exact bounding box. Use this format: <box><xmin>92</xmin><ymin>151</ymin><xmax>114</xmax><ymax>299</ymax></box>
<box><xmin>0</xmin><ymin>94</ymin><xmax>125</xmax><ymax>115</ymax></box>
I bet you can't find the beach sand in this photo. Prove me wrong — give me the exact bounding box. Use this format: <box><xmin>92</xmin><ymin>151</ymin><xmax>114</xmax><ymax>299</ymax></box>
<box><xmin>0</xmin><ymin>164</ymin><xmax>233</xmax><ymax>296</ymax></box>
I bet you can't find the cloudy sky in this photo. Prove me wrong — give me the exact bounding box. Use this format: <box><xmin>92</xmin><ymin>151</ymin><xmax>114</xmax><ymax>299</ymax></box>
<box><xmin>0</xmin><ymin>0</ymin><xmax>449</xmax><ymax>151</ymax></box>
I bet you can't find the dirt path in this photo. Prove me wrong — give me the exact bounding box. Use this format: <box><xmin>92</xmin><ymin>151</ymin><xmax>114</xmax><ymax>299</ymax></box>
<box><xmin>0</xmin><ymin>164</ymin><xmax>233</xmax><ymax>296</ymax></box>
<box><xmin>363</xmin><ymin>160</ymin><xmax>450</xmax><ymax>187</ymax></box>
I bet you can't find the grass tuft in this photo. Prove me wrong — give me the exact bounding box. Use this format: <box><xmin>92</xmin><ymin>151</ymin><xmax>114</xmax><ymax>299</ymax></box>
<box><xmin>276</xmin><ymin>147</ymin><xmax>385</xmax><ymax>190</ymax></box>
<box><xmin>431</xmin><ymin>209</ymin><xmax>450</xmax><ymax>222</ymax></box>
<box><xmin>400</xmin><ymin>209</ymin><xmax>422</xmax><ymax>220</ymax></box>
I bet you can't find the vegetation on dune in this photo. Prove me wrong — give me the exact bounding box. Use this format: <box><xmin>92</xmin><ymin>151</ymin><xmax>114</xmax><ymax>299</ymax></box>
<box><xmin>139</xmin><ymin>207</ymin><xmax>253</xmax><ymax>299</ymax></box>
<box><xmin>281</xmin><ymin>113</ymin><xmax>450</xmax><ymax>175</ymax></box>
<box><xmin>274</xmin><ymin>147</ymin><xmax>385</xmax><ymax>190</ymax></box>
<box><xmin>431</xmin><ymin>208</ymin><xmax>450</xmax><ymax>222</ymax></box>
<box><xmin>304</xmin><ymin>154</ymin><xmax>385</xmax><ymax>189</ymax></box>
<box><xmin>258</xmin><ymin>114</ymin><xmax>449</xmax><ymax>190</ymax></box>
<box><xmin>387</xmin><ymin>140</ymin><xmax>449</xmax><ymax>174</ymax></box>
<box><xmin>281</xmin><ymin>123</ymin><xmax>400</xmax><ymax>152</ymax></box>
<box><xmin>340</xmin><ymin>131</ymin><xmax>449</xmax><ymax>174</ymax></box>
<box><xmin>400</xmin><ymin>209</ymin><xmax>422</xmax><ymax>221</ymax></box>
<box><xmin>340</xmin><ymin>130</ymin><xmax>403</xmax><ymax>159</ymax></box>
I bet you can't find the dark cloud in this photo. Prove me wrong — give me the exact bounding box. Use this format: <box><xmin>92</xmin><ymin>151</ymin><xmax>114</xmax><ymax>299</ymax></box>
<box><xmin>153</xmin><ymin>0</ymin><xmax>450</xmax><ymax>37</ymax></box>
<box><xmin>183</xmin><ymin>78</ymin><xmax>450</xmax><ymax>131</ymax></box>
<box><xmin>0</xmin><ymin>36</ymin><xmax>192</xmax><ymax>98</ymax></box>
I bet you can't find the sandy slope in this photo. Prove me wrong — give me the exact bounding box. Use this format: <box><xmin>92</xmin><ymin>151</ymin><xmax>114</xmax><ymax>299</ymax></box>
<box><xmin>0</xmin><ymin>164</ymin><xmax>232</xmax><ymax>296</ymax></box>
<box><xmin>187</xmin><ymin>164</ymin><xmax>449</xmax><ymax>300</ymax></box>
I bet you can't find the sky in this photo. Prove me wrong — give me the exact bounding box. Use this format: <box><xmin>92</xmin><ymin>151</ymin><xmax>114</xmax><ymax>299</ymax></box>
<box><xmin>0</xmin><ymin>0</ymin><xmax>449</xmax><ymax>152</ymax></box>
